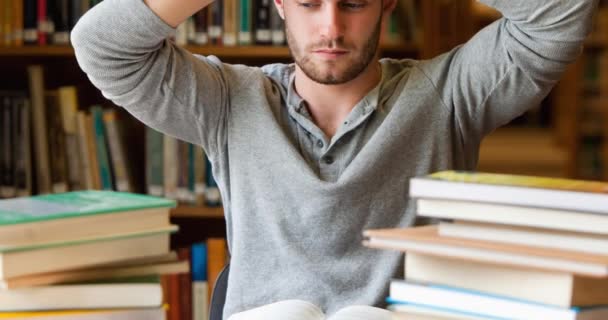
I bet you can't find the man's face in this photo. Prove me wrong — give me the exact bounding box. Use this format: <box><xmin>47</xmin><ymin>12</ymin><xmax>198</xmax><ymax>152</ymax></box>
<box><xmin>282</xmin><ymin>0</ymin><xmax>384</xmax><ymax>85</ymax></box>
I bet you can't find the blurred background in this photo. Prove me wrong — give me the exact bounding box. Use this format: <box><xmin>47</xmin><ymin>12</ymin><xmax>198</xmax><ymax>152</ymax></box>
<box><xmin>0</xmin><ymin>0</ymin><xmax>606</xmax><ymax>209</ymax></box>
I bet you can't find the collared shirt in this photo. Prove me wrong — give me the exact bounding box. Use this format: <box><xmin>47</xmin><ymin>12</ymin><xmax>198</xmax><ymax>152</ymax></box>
<box><xmin>71</xmin><ymin>0</ymin><xmax>597</xmax><ymax>317</ymax></box>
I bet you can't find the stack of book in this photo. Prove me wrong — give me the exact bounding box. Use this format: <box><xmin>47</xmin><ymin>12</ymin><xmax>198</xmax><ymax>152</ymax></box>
<box><xmin>364</xmin><ymin>171</ymin><xmax>608</xmax><ymax>319</ymax></box>
<box><xmin>0</xmin><ymin>190</ymin><xmax>189</xmax><ymax>319</ymax></box>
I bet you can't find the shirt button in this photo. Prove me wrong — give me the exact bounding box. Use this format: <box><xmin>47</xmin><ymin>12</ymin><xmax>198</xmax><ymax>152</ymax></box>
<box><xmin>316</xmin><ymin>140</ymin><xmax>324</xmax><ymax>148</ymax></box>
<box><xmin>323</xmin><ymin>156</ymin><xmax>334</xmax><ymax>165</ymax></box>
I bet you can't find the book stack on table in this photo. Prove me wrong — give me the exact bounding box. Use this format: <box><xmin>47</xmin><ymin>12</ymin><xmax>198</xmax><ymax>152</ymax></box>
<box><xmin>365</xmin><ymin>171</ymin><xmax>608</xmax><ymax>320</ymax></box>
<box><xmin>0</xmin><ymin>191</ymin><xmax>189</xmax><ymax>320</ymax></box>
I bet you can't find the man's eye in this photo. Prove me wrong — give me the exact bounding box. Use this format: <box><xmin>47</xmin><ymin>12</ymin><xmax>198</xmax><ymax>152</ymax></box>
<box><xmin>298</xmin><ymin>2</ymin><xmax>320</xmax><ymax>8</ymax></box>
<box><xmin>340</xmin><ymin>2</ymin><xmax>365</xmax><ymax>9</ymax></box>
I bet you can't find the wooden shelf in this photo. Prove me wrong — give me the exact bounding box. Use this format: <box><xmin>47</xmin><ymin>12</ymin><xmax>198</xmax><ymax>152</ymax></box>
<box><xmin>0</xmin><ymin>43</ymin><xmax>419</xmax><ymax>58</ymax></box>
<box><xmin>585</xmin><ymin>37</ymin><xmax>608</xmax><ymax>49</ymax></box>
<box><xmin>170</xmin><ymin>205</ymin><xmax>224</xmax><ymax>218</ymax></box>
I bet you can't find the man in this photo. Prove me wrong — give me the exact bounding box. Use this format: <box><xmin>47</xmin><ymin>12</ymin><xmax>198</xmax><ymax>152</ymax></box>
<box><xmin>71</xmin><ymin>0</ymin><xmax>598</xmax><ymax>318</ymax></box>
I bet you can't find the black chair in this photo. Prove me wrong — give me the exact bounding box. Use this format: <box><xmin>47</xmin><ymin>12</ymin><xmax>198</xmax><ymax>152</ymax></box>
<box><xmin>209</xmin><ymin>263</ymin><xmax>230</xmax><ymax>320</ymax></box>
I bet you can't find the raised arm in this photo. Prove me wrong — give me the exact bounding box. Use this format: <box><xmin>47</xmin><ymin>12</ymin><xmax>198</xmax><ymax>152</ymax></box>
<box><xmin>418</xmin><ymin>0</ymin><xmax>598</xmax><ymax>148</ymax></box>
<box><xmin>71</xmin><ymin>0</ymin><xmax>253</xmax><ymax>154</ymax></box>
<box><xmin>143</xmin><ymin>0</ymin><xmax>211</xmax><ymax>28</ymax></box>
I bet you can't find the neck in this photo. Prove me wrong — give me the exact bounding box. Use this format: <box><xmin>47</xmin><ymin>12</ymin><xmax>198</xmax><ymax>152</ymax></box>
<box><xmin>294</xmin><ymin>58</ymin><xmax>382</xmax><ymax>138</ymax></box>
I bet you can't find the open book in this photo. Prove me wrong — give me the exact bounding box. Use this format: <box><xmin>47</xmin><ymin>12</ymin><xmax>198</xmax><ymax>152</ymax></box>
<box><xmin>227</xmin><ymin>300</ymin><xmax>393</xmax><ymax>320</ymax></box>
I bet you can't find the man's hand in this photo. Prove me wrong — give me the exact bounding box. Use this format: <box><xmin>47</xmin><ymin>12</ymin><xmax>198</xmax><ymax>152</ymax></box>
<box><xmin>144</xmin><ymin>0</ymin><xmax>215</xmax><ymax>28</ymax></box>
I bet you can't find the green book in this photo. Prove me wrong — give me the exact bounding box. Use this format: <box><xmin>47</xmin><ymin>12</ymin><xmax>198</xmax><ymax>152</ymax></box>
<box><xmin>90</xmin><ymin>106</ymin><xmax>114</xmax><ymax>191</ymax></box>
<box><xmin>0</xmin><ymin>190</ymin><xmax>176</xmax><ymax>226</ymax></box>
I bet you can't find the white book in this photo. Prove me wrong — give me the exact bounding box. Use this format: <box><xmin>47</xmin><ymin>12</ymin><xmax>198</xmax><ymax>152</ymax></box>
<box><xmin>227</xmin><ymin>300</ymin><xmax>392</xmax><ymax>320</ymax></box>
<box><xmin>405</xmin><ymin>252</ymin><xmax>608</xmax><ymax>308</ymax></box>
<box><xmin>417</xmin><ymin>198</ymin><xmax>608</xmax><ymax>235</ymax></box>
<box><xmin>409</xmin><ymin>171</ymin><xmax>608</xmax><ymax>214</ymax></box>
<box><xmin>363</xmin><ymin>226</ymin><xmax>608</xmax><ymax>277</ymax></box>
<box><xmin>0</xmin><ymin>282</ymin><xmax>162</xmax><ymax>311</ymax></box>
<box><xmin>438</xmin><ymin>221</ymin><xmax>608</xmax><ymax>255</ymax></box>
<box><xmin>389</xmin><ymin>303</ymin><xmax>485</xmax><ymax>319</ymax></box>
<box><xmin>0</xmin><ymin>226</ymin><xmax>175</xmax><ymax>280</ymax></box>
<box><xmin>389</xmin><ymin>280</ymin><xmax>608</xmax><ymax>320</ymax></box>
<box><xmin>192</xmin><ymin>280</ymin><xmax>209</xmax><ymax>320</ymax></box>
<box><xmin>0</xmin><ymin>307</ymin><xmax>166</xmax><ymax>320</ymax></box>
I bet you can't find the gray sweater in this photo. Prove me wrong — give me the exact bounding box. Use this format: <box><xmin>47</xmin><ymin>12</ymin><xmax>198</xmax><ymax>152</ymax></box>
<box><xmin>71</xmin><ymin>0</ymin><xmax>597</xmax><ymax>317</ymax></box>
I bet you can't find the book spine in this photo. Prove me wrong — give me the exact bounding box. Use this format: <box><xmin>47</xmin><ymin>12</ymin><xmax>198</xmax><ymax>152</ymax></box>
<box><xmin>191</xmin><ymin>243</ymin><xmax>208</xmax><ymax>320</ymax></box>
<box><xmin>270</xmin><ymin>5</ymin><xmax>284</xmax><ymax>46</ymax></box>
<box><xmin>178</xmin><ymin>248</ymin><xmax>193</xmax><ymax>320</ymax></box>
<box><xmin>193</xmin><ymin>146</ymin><xmax>206</xmax><ymax>206</ymax></box>
<box><xmin>75</xmin><ymin>111</ymin><xmax>94</xmax><ymax>190</ymax></box>
<box><xmin>13</xmin><ymin>0</ymin><xmax>24</xmax><ymax>46</ymax></box>
<box><xmin>23</xmin><ymin>0</ymin><xmax>38</xmax><ymax>44</ymax></box>
<box><xmin>208</xmin><ymin>1</ymin><xmax>223</xmax><ymax>45</ymax></box>
<box><xmin>45</xmin><ymin>90</ymin><xmax>69</xmax><ymax>193</ymax></box>
<box><xmin>163</xmin><ymin>134</ymin><xmax>178</xmax><ymax>199</ymax></box>
<box><xmin>146</xmin><ymin>127</ymin><xmax>164</xmax><ymax>196</ymax></box>
<box><xmin>27</xmin><ymin>65</ymin><xmax>52</xmax><ymax>194</ymax></box>
<box><xmin>2</xmin><ymin>0</ymin><xmax>13</xmax><ymax>46</ymax></box>
<box><xmin>192</xmin><ymin>7</ymin><xmax>208</xmax><ymax>45</ymax></box>
<box><xmin>37</xmin><ymin>0</ymin><xmax>49</xmax><ymax>45</ymax></box>
<box><xmin>51</xmin><ymin>0</ymin><xmax>70</xmax><ymax>44</ymax></box>
<box><xmin>15</xmin><ymin>97</ymin><xmax>32</xmax><ymax>197</ymax></box>
<box><xmin>70</xmin><ymin>0</ymin><xmax>82</xmax><ymax>30</ymax></box>
<box><xmin>57</xmin><ymin>86</ymin><xmax>82</xmax><ymax>190</ymax></box>
<box><xmin>103</xmin><ymin>110</ymin><xmax>132</xmax><ymax>192</ymax></box>
<box><xmin>187</xmin><ymin>143</ymin><xmax>197</xmax><ymax>205</ymax></box>
<box><xmin>254</xmin><ymin>0</ymin><xmax>271</xmax><ymax>45</ymax></box>
<box><xmin>238</xmin><ymin>0</ymin><xmax>252</xmax><ymax>45</ymax></box>
<box><xmin>222</xmin><ymin>0</ymin><xmax>237</xmax><ymax>46</ymax></box>
<box><xmin>206</xmin><ymin>238</ymin><xmax>227</xmax><ymax>305</ymax></box>
<box><xmin>0</xmin><ymin>94</ymin><xmax>14</xmax><ymax>198</ymax></box>
<box><xmin>85</xmin><ymin>112</ymin><xmax>102</xmax><ymax>190</ymax></box>
<box><xmin>90</xmin><ymin>106</ymin><xmax>115</xmax><ymax>191</ymax></box>
<box><xmin>176</xmin><ymin>140</ymin><xmax>191</xmax><ymax>203</ymax></box>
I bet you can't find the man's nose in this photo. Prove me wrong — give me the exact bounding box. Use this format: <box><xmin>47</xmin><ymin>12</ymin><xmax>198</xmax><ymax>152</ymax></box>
<box><xmin>319</xmin><ymin>4</ymin><xmax>344</xmax><ymax>40</ymax></box>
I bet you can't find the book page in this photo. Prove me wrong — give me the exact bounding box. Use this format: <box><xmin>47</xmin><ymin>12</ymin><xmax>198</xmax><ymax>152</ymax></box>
<box><xmin>227</xmin><ymin>299</ymin><xmax>324</xmax><ymax>320</ymax></box>
<box><xmin>328</xmin><ymin>305</ymin><xmax>393</xmax><ymax>320</ymax></box>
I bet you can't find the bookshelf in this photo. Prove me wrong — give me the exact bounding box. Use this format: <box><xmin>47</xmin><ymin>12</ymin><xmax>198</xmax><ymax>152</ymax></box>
<box><xmin>0</xmin><ymin>43</ymin><xmax>421</xmax><ymax>58</ymax></box>
<box><xmin>565</xmin><ymin>1</ymin><xmax>608</xmax><ymax>181</ymax></box>
<box><xmin>470</xmin><ymin>1</ymin><xmax>608</xmax><ymax>180</ymax></box>
<box><xmin>0</xmin><ymin>1</ymin><xmax>475</xmax><ymax>318</ymax></box>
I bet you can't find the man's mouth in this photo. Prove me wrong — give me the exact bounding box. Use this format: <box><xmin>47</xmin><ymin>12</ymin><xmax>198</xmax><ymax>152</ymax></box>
<box><xmin>313</xmin><ymin>49</ymin><xmax>349</xmax><ymax>58</ymax></box>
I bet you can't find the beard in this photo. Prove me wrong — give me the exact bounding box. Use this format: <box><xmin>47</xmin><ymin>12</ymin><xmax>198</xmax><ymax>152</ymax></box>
<box><xmin>285</xmin><ymin>14</ymin><xmax>382</xmax><ymax>85</ymax></box>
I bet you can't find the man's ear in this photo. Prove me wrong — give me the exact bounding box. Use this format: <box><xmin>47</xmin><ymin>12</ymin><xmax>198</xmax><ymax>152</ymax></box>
<box><xmin>273</xmin><ymin>0</ymin><xmax>285</xmax><ymax>19</ymax></box>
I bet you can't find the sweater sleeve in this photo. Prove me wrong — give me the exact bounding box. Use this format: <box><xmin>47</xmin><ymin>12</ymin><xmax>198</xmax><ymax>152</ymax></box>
<box><xmin>71</xmin><ymin>0</ymin><xmax>254</xmax><ymax>154</ymax></box>
<box><xmin>417</xmin><ymin>0</ymin><xmax>598</xmax><ymax>149</ymax></box>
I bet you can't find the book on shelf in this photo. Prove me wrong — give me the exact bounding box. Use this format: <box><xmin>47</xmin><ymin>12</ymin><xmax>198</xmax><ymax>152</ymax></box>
<box><xmin>227</xmin><ymin>299</ymin><xmax>393</xmax><ymax>320</ymax></box>
<box><xmin>191</xmin><ymin>242</ymin><xmax>209</xmax><ymax>320</ymax></box>
<box><xmin>0</xmin><ymin>276</ymin><xmax>163</xmax><ymax>311</ymax></box>
<box><xmin>0</xmin><ymin>190</ymin><xmax>175</xmax><ymax>245</ymax></box>
<box><xmin>438</xmin><ymin>220</ymin><xmax>608</xmax><ymax>255</ymax></box>
<box><xmin>2</xmin><ymin>252</ymin><xmax>188</xmax><ymax>289</ymax></box>
<box><xmin>404</xmin><ymin>252</ymin><xmax>608</xmax><ymax>308</ymax></box>
<box><xmin>409</xmin><ymin>170</ymin><xmax>608</xmax><ymax>214</ymax></box>
<box><xmin>57</xmin><ymin>86</ymin><xmax>83</xmax><ymax>191</ymax></box>
<box><xmin>0</xmin><ymin>307</ymin><xmax>166</xmax><ymax>320</ymax></box>
<box><xmin>0</xmin><ymin>225</ymin><xmax>176</xmax><ymax>280</ymax></box>
<box><xmin>45</xmin><ymin>90</ymin><xmax>70</xmax><ymax>193</ymax></box>
<box><xmin>206</xmin><ymin>237</ymin><xmax>228</xmax><ymax>305</ymax></box>
<box><xmin>363</xmin><ymin>225</ymin><xmax>608</xmax><ymax>277</ymax></box>
<box><xmin>0</xmin><ymin>190</ymin><xmax>177</xmax><ymax>280</ymax></box>
<box><xmin>26</xmin><ymin>65</ymin><xmax>52</xmax><ymax>194</ymax></box>
<box><xmin>367</xmin><ymin>170</ymin><xmax>608</xmax><ymax>319</ymax></box>
<box><xmin>387</xmin><ymin>280</ymin><xmax>608</xmax><ymax>320</ymax></box>
<box><xmin>415</xmin><ymin>198</ymin><xmax>608</xmax><ymax>235</ymax></box>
